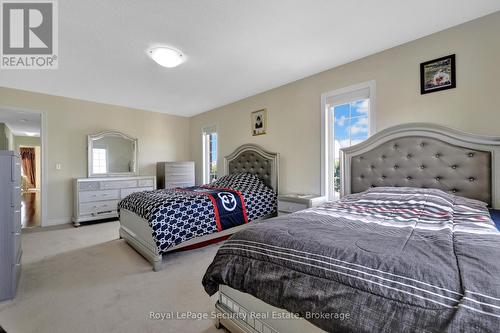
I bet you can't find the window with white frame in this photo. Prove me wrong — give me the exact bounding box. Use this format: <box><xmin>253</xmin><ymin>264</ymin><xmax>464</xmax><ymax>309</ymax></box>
<box><xmin>202</xmin><ymin>126</ymin><xmax>218</xmax><ymax>184</ymax></box>
<box><xmin>322</xmin><ymin>82</ymin><xmax>375</xmax><ymax>200</ymax></box>
<box><xmin>92</xmin><ymin>148</ymin><xmax>108</xmax><ymax>174</ymax></box>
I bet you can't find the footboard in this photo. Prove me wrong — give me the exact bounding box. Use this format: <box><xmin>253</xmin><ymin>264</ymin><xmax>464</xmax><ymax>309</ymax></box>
<box><xmin>215</xmin><ymin>285</ymin><xmax>324</xmax><ymax>333</ymax></box>
<box><xmin>119</xmin><ymin>209</ymin><xmax>163</xmax><ymax>270</ymax></box>
<box><xmin>119</xmin><ymin>209</ymin><xmax>270</xmax><ymax>271</ymax></box>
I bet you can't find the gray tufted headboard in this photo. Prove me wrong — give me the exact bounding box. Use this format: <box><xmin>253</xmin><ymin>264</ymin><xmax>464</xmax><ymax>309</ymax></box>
<box><xmin>224</xmin><ymin>144</ymin><xmax>280</xmax><ymax>192</ymax></box>
<box><xmin>341</xmin><ymin>123</ymin><xmax>500</xmax><ymax>208</ymax></box>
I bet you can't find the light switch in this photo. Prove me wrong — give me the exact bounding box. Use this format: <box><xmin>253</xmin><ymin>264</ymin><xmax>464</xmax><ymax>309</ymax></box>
<box><xmin>56</xmin><ymin>163</ymin><xmax>61</xmax><ymax>170</ymax></box>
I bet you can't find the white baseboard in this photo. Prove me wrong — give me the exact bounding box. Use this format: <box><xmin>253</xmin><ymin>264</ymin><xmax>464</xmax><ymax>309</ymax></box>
<box><xmin>45</xmin><ymin>218</ymin><xmax>71</xmax><ymax>227</ymax></box>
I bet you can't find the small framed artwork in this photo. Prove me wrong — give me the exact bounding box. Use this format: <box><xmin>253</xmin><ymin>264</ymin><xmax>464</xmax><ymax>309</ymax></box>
<box><xmin>420</xmin><ymin>54</ymin><xmax>456</xmax><ymax>94</ymax></box>
<box><xmin>251</xmin><ymin>109</ymin><xmax>267</xmax><ymax>136</ymax></box>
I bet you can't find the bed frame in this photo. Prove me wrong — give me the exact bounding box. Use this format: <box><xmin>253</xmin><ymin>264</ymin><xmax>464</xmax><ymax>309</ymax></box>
<box><xmin>341</xmin><ymin>123</ymin><xmax>500</xmax><ymax>208</ymax></box>
<box><xmin>119</xmin><ymin>143</ymin><xmax>279</xmax><ymax>271</ymax></box>
<box><xmin>213</xmin><ymin>123</ymin><xmax>500</xmax><ymax>333</ymax></box>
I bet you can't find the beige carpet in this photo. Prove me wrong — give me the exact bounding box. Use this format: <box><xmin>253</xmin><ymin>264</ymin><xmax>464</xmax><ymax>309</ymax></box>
<box><xmin>0</xmin><ymin>221</ymin><xmax>228</xmax><ymax>333</ymax></box>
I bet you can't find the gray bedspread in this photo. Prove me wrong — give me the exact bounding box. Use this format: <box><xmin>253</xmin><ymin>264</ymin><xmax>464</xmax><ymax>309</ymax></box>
<box><xmin>202</xmin><ymin>187</ymin><xmax>500</xmax><ymax>332</ymax></box>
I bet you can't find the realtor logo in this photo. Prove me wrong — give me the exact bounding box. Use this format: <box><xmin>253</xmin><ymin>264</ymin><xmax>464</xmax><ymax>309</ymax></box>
<box><xmin>1</xmin><ymin>0</ymin><xmax>58</xmax><ymax>69</ymax></box>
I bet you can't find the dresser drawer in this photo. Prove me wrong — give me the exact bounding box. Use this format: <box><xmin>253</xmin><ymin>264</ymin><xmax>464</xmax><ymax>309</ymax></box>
<box><xmin>13</xmin><ymin>209</ymin><xmax>22</xmax><ymax>233</ymax></box>
<box><xmin>79</xmin><ymin>190</ymin><xmax>120</xmax><ymax>203</ymax></box>
<box><xmin>138</xmin><ymin>178</ymin><xmax>155</xmax><ymax>187</ymax></box>
<box><xmin>167</xmin><ymin>161</ymin><xmax>194</xmax><ymax>167</ymax></box>
<box><xmin>12</xmin><ymin>158</ymin><xmax>21</xmax><ymax>183</ymax></box>
<box><xmin>12</xmin><ymin>255</ymin><xmax>21</xmax><ymax>293</ymax></box>
<box><xmin>165</xmin><ymin>181</ymin><xmax>194</xmax><ymax>189</ymax></box>
<box><xmin>121</xmin><ymin>187</ymin><xmax>154</xmax><ymax>198</ymax></box>
<box><xmin>13</xmin><ymin>232</ymin><xmax>21</xmax><ymax>263</ymax></box>
<box><xmin>166</xmin><ymin>163</ymin><xmax>194</xmax><ymax>171</ymax></box>
<box><xmin>79</xmin><ymin>181</ymin><xmax>100</xmax><ymax>191</ymax></box>
<box><xmin>278</xmin><ymin>201</ymin><xmax>308</xmax><ymax>213</ymax></box>
<box><xmin>100</xmin><ymin>180</ymin><xmax>138</xmax><ymax>190</ymax></box>
<box><xmin>166</xmin><ymin>173</ymin><xmax>195</xmax><ymax>182</ymax></box>
<box><xmin>11</xmin><ymin>185</ymin><xmax>21</xmax><ymax>208</ymax></box>
<box><xmin>79</xmin><ymin>200</ymin><xmax>119</xmax><ymax>215</ymax></box>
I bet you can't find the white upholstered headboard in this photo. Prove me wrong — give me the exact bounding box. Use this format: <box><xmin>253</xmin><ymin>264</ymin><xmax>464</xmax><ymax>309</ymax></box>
<box><xmin>341</xmin><ymin>123</ymin><xmax>500</xmax><ymax>208</ymax></box>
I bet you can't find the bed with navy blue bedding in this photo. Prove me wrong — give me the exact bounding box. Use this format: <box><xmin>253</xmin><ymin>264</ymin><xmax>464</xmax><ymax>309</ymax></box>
<box><xmin>489</xmin><ymin>209</ymin><xmax>500</xmax><ymax>230</ymax></box>
<box><xmin>118</xmin><ymin>173</ymin><xmax>277</xmax><ymax>253</ymax></box>
<box><xmin>203</xmin><ymin>187</ymin><xmax>500</xmax><ymax>332</ymax></box>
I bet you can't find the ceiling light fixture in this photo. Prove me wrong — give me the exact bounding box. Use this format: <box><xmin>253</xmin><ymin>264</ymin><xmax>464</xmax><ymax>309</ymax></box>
<box><xmin>148</xmin><ymin>47</ymin><xmax>185</xmax><ymax>68</ymax></box>
<box><xmin>25</xmin><ymin>132</ymin><xmax>37</xmax><ymax>137</ymax></box>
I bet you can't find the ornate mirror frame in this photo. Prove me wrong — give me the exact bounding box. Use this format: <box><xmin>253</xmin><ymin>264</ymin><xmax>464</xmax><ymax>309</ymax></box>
<box><xmin>87</xmin><ymin>131</ymin><xmax>138</xmax><ymax>178</ymax></box>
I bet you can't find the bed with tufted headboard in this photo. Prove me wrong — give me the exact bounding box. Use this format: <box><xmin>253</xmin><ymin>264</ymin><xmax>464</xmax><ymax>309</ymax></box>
<box><xmin>118</xmin><ymin>144</ymin><xmax>279</xmax><ymax>271</ymax></box>
<box><xmin>224</xmin><ymin>143</ymin><xmax>279</xmax><ymax>193</ymax></box>
<box><xmin>341</xmin><ymin>123</ymin><xmax>500</xmax><ymax>208</ymax></box>
<box><xmin>203</xmin><ymin>124</ymin><xmax>500</xmax><ymax>333</ymax></box>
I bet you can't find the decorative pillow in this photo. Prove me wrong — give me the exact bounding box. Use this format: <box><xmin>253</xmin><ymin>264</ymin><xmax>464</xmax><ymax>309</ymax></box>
<box><xmin>209</xmin><ymin>172</ymin><xmax>272</xmax><ymax>193</ymax></box>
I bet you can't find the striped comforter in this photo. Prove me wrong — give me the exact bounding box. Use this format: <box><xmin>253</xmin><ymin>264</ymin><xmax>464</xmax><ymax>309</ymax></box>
<box><xmin>203</xmin><ymin>187</ymin><xmax>500</xmax><ymax>332</ymax></box>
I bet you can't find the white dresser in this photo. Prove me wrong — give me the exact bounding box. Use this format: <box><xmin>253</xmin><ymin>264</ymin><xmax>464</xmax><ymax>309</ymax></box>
<box><xmin>73</xmin><ymin>176</ymin><xmax>156</xmax><ymax>226</ymax></box>
<box><xmin>156</xmin><ymin>161</ymin><xmax>195</xmax><ymax>189</ymax></box>
<box><xmin>0</xmin><ymin>151</ymin><xmax>22</xmax><ymax>301</ymax></box>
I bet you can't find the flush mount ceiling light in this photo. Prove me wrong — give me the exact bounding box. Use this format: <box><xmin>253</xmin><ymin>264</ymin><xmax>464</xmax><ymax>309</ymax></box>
<box><xmin>148</xmin><ymin>47</ymin><xmax>185</xmax><ymax>68</ymax></box>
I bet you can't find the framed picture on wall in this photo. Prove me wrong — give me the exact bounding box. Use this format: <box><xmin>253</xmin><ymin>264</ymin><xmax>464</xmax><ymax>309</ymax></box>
<box><xmin>420</xmin><ymin>54</ymin><xmax>456</xmax><ymax>94</ymax></box>
<box><xmin>251</xmin><ymin>109</ymin><xmax>267</xmax><ymax>136</ymax></box>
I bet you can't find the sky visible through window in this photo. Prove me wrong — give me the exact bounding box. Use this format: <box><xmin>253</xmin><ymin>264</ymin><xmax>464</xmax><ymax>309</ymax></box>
<box><xmin>332</xmin><ymin>99</ymin><xmax>369</xmax><ymax>197</ymax></box>
<box><xmin>209</xmin><ymin>133</ymin><xmax>217</xmax><ymax>182</ymax></box>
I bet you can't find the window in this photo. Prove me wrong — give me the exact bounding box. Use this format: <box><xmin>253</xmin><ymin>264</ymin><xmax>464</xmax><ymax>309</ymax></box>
<box><xmin>202</xmin><ymin>126</ymin><xmax>218</xmax><ymax>184</ymax></box>
<box><xmin>321</xmin><ymin>81</ymin><xmax>375</xmax><ymax>200</ymax></box>
<box><xmin>92</xmin><ymin>148</ymin><xmax>107</xmax><ymax>174</ymax></box>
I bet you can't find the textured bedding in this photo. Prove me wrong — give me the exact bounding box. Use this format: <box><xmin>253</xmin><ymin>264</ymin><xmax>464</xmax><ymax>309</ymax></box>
<box><xmin>203</xmin><ymin>187</ymin><xmax>500</xmax><ymax>332</ymax></box>
<box><xmin>118</xmin><ymin>173</ymin><xmax>277</xmax><ymax>253</ymax></box>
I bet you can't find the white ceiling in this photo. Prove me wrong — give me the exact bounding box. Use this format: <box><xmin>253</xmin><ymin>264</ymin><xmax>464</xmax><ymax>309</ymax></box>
<box><xmin>1</xmin><ymin>1</ymin><xmax>499</xmax><ymax>117</ymax></box>
<box><xmin>0</xmin><ymin>109</ymin><xmax>41</xmax><ymax>137</ymax></box>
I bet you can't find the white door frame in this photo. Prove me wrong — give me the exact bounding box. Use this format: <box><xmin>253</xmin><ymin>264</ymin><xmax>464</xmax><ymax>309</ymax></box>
<box><xmin>2</xmin><ymin>106</ymin><xmax>48</xmax><ymax>227</ymax></box>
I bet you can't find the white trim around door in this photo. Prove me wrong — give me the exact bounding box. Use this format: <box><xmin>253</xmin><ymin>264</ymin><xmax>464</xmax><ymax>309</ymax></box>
<box><xmin>2</xmin><ymin>106</ymin><xmax>48</xmax><ymax>227</ymax></box>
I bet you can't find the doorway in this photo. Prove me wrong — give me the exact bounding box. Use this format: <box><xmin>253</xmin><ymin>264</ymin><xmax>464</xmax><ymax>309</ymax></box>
<box><xmin>0</xmin><ymin>108</ymin><xmax>43</xmax><ymax>228</ymax></box>
<box><xmin>19</xmin><ymin>146</ymin><xmax>41</xmax><ymax>227</ymax></box>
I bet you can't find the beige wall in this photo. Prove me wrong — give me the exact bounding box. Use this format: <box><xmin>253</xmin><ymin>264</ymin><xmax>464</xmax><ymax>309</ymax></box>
<box><xmin>0</xmin><ymin>122</ymin><xmax>15</xmax><ymax>150</ymax></box>
<box><xmin>189</xmin><ymin>11</ymin><xmax>500</xmax><ymax>195</ymax></box>
<box><xmin>0</xmin><ymin>88</ymin><xmax>190</xmax><ymax>225</ymax></box>
<box><xmin>15</xmin><ymin>135</ymin><xmax>41</xmax><ymax>149</ymax></box>
<box><xmin>2</xmin><ymin>12</ymin><xmax>499</xmax><ymax>225</ymax></box>
<box><xmin>15</xmin><ymin>135</ymin><xmax>42</xmax><ymax>190</ymax></box>
<box><xmin>5</xmin><ymin>124</ymin><xmax>14</xmax><ymax>150</ymax></box>
<box><xmin>0</xmin><ymin>123</ymin><xmax>6</xmax><ymax>149</ymax></box>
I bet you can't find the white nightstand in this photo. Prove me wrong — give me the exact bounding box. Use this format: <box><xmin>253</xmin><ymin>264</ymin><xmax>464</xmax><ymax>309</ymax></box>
<box><xmin>277</xmin><ymin>194</ymin><xmax>327</xmax><ymax>215</ymax></box>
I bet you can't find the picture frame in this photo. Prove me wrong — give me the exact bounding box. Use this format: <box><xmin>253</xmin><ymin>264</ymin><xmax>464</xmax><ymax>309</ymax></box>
<box><xmin>420</xmin><ymin>54</ymin><xmax>456</xmax><ymax>94</ymax></box>
<box><xmin>251</xmin><ymin>109</ymin><xmax>267</xmax><ymax>136</ymax></box>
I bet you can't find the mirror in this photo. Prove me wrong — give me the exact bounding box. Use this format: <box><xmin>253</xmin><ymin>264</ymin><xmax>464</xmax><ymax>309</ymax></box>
<box><xmin>88</xmin><ymin>131</ymin><xmax>138</xmax><ymax>177</ymax></box>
